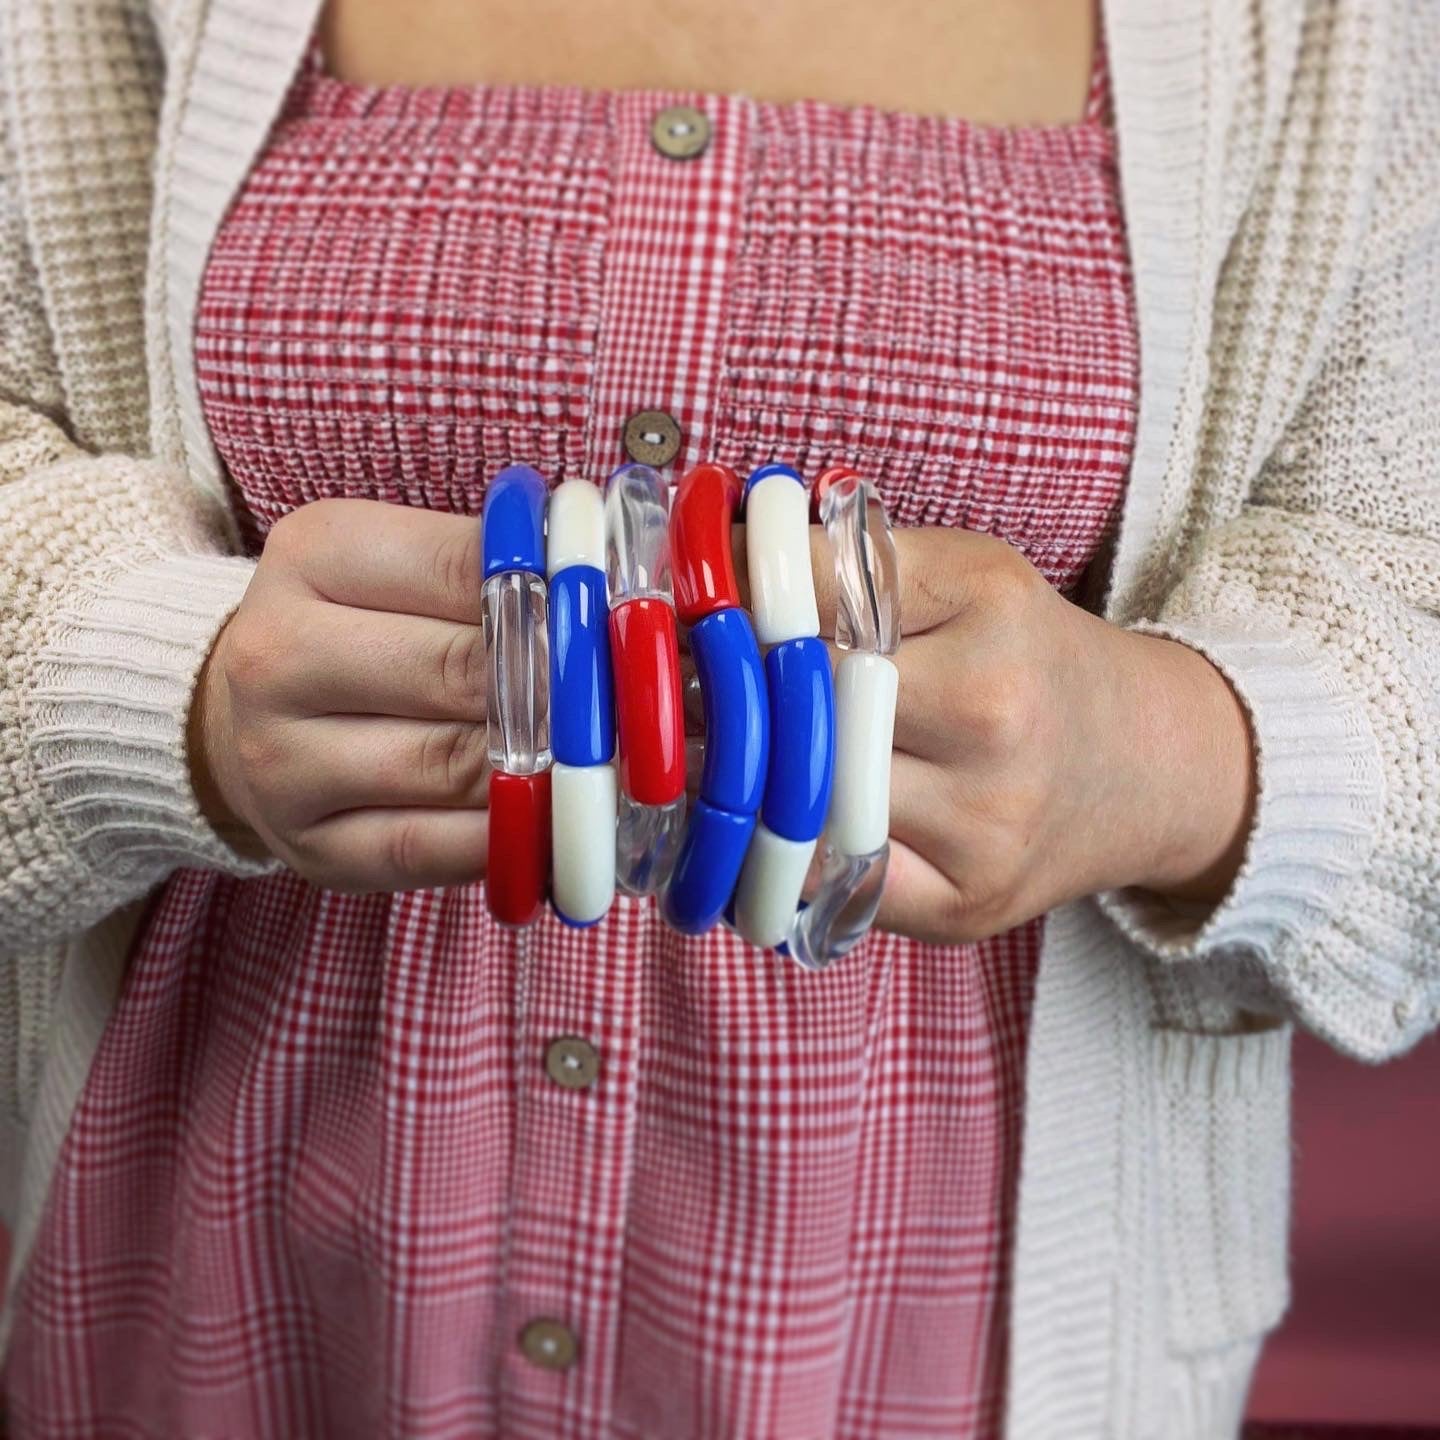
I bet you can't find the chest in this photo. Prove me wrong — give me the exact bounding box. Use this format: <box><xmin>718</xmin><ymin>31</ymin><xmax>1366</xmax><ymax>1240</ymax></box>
<box><xmin>317</xmin><ymin>0</ymin><xmax>1097</xmax><ymax>124</ymax></box>
<box><xmin>194</xmin><ymin>48</ymin><xmax>1137</xmax><ymax>595</ymax></box>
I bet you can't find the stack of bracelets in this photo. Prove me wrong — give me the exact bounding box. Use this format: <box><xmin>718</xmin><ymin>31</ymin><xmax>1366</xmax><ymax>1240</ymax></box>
<box><xmin>481</xmin><ymin>459</ymin><xmax>901</xmax><ymax>970</ymax></box>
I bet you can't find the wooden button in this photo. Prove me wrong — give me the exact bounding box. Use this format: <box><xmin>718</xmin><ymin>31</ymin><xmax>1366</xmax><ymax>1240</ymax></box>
<box><xmin>519</xmin><ymin>1317</ymin><xmax>578</xmax><ymax>1371</ymax></box>
<box><xmin>545</xmin><ymin>1036</ymin><xmax>599</xmax><ymax>1090</ymax></box>
<box><xmin>650</xmin><ymin>105</ymin><xmax>710</xmax><ymax>160</ymax></box>
<box><xmin>623</xmin><ymin>409</ymin><xmax>682</xmax><ymax>467</ymax></box>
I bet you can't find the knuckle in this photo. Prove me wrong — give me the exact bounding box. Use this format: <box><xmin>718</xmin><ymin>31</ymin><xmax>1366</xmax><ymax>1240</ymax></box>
<box><xmin>940</xmin><ymin>872</ymin><xmax>1021</xmax><ymax>945</ymax></box>
<box><xmin>421</xmin><ymin>722</ymin><xmax>488</xmax><ymax>795</ymax></box>
<box><xmin>439</xmin><ymin>627</ymin><xmax>488</xmax><ymax>714</ymax></box>
<box><xmin>432</xmin><ymin>528</ymin><xmax>483</xmax><ymax>615</ymax></box>
<box><xmin>232</xmin><ymin>720</ymin><xmax>284</xmax><ymax>783</ymax></box>
<box><xmin>220</xmin><ymin>615</ymin><xmax>281</xmax><ymax>697</ymax></box>
<box><xmin>385</xmin><ymin>814</ymin><xmax>427</xmax><ymax>881</ymax></box>
<box><xmin>940</xmin><ymin>889</ymin><xmax>985</xmax><ymax>945</ymax></box>
<box><xmin>968</xmin><ymin>667</ymin><xmax>1037</xmax><ymax>758</ymax></box>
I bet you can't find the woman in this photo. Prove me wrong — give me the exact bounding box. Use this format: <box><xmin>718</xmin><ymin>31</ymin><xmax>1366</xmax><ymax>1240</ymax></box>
<box><xmin>0</xmin><ymin>0</ymin><xmax>1435</xmax><ymax>1434</ymax></box>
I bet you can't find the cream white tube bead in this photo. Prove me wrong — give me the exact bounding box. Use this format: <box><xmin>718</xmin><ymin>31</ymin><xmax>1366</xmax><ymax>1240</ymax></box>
<box><xmin>827</xmin><ymin>652</ymin><xmax>899</xmax><ymax>856</ymax></box>
<box><xmin>745</xmin><ymin>473</ymin><xmax>820</xmax><ymax>644</ymax></box>
<box><xmin>734</xmin><ymin>824</ymin><xmax>817</xmax><ymax>949</ymax></box>
<box><xmin>547</xmin><ymin>478</ymin><xmax>607</xmax><ymax>577</ymax></box>
<box><xmin>551</xmin><ymin>761</ymin><xmax>618</xmax><ymax>924</ymax></box>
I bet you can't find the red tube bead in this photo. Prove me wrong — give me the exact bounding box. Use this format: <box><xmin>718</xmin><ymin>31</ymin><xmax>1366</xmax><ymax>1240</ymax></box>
<box><xmin>669</xmin><ymin>462</ymin><xmax>743</xmax><ymax>626</ymax></box>
<box><xmin>610</xmin><ymin>596</ymin><xmax>685</xmax><ymax>805</ymax></box>
<box><xmin>487</xmin><ymin>769</ymin><xmax>551</xmax><ymax>927</ymax></box>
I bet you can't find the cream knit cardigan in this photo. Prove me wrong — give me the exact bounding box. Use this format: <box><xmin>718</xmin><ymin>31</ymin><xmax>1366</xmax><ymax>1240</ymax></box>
<box><xmin>2</xmin><ymin>1</ymin><xmax>1437</xmax><ymax>1434</ymax></box>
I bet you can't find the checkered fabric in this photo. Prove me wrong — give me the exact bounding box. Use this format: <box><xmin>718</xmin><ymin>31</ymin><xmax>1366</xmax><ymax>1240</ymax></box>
<box><xmin>3</xmin><ymin>34</ymin><xmax>1136</xmax><ymax>1440</ymax></box>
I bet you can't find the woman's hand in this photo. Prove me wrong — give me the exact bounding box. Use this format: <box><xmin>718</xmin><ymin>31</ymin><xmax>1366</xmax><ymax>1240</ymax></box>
<box><xmin>741</xmin><ymin>522</ymin><xmax>1258</xmax><ymax>947</ymax></box>
<box><xmin>189</xmin><ymin>498</ymin><xmax>492</xmax><ymax>892</ymax></box>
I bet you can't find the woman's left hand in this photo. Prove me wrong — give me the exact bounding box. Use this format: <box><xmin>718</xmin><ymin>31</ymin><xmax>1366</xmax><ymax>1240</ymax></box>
<box><xmin>862</xmin><ymin>526</ymin><xmax>1256</xmax><ymax>945</ymax></box>
<box><xmin>737</xmin><ymin>522</ymin><xmax>1259</xmax><ymax>948</ymax></box>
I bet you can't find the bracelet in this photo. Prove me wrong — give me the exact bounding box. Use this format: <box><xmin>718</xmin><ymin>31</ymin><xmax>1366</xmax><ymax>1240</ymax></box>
<box><xmin>786</xmin><ymin>465</ymin><xmax>901</xmax><ymax>970</ymax></box>
<box><xmin>605</xmin><ymin>463</ymin><xmax>687</xmax><ymax>895</ymax></box>
<box><xmin>481</xmin><ymin>464</ymin><xmax>553</xmax><ymax>927</ymax></box>
<box><xmin>547</xmin><ymin>479</ymin><xmax>617</xmax><ymax>927</ymax></box>
<box><xmin>732</xmin><ymin>463</ymin><xmax>836</xmax><ymax>949</ymax></box>
<box><xmin>661</xmin><ymin>463</ymin><xmax>770</xmax><ymax>935</ymax></box>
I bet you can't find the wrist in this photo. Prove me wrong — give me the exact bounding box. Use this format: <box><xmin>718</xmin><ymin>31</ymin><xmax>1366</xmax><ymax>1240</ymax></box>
<box><xmin>1106</xmin><ymin>629</ymin><xmax>1256</xmax><ymax>901</ymax></box>
<box><xmin>187</xmin><ymin>630</ymin><xmax>267</xmax><ymax>856</ymax></box>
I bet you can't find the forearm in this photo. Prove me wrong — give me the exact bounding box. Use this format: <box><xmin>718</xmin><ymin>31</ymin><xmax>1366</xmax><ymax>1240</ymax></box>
<box><xmin>0</xmin><ymin>443</ymin><xmax>277</xmax><ymax>957</ymax></box>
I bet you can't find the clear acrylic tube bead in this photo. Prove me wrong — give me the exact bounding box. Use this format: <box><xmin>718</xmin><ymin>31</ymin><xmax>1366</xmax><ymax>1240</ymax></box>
<box><xmin>482</xmin><ymin>569</ymin><xmax>551</xmax><ymax>775</ymax></box>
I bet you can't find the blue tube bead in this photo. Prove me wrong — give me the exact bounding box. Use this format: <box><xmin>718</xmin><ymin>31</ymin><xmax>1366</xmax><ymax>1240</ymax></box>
<box><xmin>761</xmin><ymin>637</ymin><xmax>836</xmax><ymax>843</ymax></box>
<box><xmin>548</xmin><ymin>564</ymin><xmax>615</xmax><ymax>766</ymax></box>
<box><xmin>661</xmin><ymin>800</ymin><xmax>757</xmax><ymax>935</ymax></box>
<box><xmin>482</xmin><ymin>464</ymin><xmax>548</xmax><ymax>579</ymax></box>
<box><xmin>690</xmin><ymin>606</ymin><xmax>769</xmax><ymax>816</ymax></box>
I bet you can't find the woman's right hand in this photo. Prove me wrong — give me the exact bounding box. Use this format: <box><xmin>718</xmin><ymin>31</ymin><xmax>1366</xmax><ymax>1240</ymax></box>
<box><xmin>188</xmin><ymin>497</ymin><xmax>492</xmax><ymax>892</ymax></box>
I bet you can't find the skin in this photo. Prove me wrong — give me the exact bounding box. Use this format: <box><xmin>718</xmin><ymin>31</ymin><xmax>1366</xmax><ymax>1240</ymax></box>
<box><xmin>187</xmin><ymin>1</ymin><xmax>1257</xmax><ymax>942</ymax></box>
<box><xmin>317</xmin><ymin>0</ymin><xmax>1097</xmax><ymax>125</ymax></box>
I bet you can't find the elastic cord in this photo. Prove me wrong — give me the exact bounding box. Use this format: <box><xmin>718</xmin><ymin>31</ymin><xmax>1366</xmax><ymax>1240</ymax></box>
<box><xmin>661</xmin><ymin>463</ymin><xmax>770</xmax><ymax>935</ymax></box>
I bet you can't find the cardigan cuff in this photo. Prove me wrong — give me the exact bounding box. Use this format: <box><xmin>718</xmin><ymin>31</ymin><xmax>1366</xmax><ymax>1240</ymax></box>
<box><xmin>27</xmin><ymin>546</ymin><xmax>284</xmax><ymax>891</ymax></box>
<box><xmin>1094</xmin><ymin>618</ymin><xmax>1383</xmax><ymax>965</ymax></box>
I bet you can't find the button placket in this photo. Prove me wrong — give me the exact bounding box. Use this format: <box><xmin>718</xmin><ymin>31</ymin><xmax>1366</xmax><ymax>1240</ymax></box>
<box><xmin>498</xmin><ymin>93</ymin><xmax>748</xmax><ymax>1425</ymax></box>
<box><xmin>499</xmin><ymin>915</ymin><xmax>646</xmax><ymax>1407</ymax></box>
<box><xmin>582</xmin><ymin>93</ymin><xmax>749</xmax><ymax>480</ymax></box>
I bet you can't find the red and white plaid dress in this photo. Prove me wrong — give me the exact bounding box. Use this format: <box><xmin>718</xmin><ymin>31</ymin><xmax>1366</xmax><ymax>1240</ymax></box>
<box><xmin>5</xmin><ymin>33</ymin><xmax>1137</xmax><ymax>1440</ymax></box>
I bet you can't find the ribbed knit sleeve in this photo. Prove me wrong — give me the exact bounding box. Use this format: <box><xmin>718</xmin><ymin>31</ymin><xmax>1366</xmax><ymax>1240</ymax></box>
<box><xmin>0</xmin><ymin>5</ymin><xmax>281</xmax><ymax>963</ymax></box>
<box><xmin>1</xmin><ymin>414</ymin><xmax>282</xmax><ymax>959</ymax></box>
<box><xmin>1097</xmin><ymin>2</ymin><xmax>1440</xmax><ymax>1062</ymax></box>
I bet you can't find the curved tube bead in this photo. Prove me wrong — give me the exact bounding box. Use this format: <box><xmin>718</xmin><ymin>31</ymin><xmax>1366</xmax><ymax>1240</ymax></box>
<box><xmin>605</xmin><ymin>462</ymin><xmax>672</xmax><ymax>602</ymax></box>
<box><xmin>616</xmin><ymin>791</ymin><xmax>686</xmax><ymax>897</ymax></box>
<box><xmin>826</xmin><ymin>651</ymin><xmax>899</xmax><ymax>857</ymax></box>
<box><xmin>759</xmin><ymin>637</ymin><xmax>835</xmax><ymax>841</ymax></box>
<box><xmin>550</xmin><ymin>762</ymin><xmax>617</xmax><ymax>926</ymax></box>
<box><xmin>661</xmin><ymin>799</ymin><xmax>757</xmax><ymax>936</ymax></box>
<box><xmin>690</xmin><ymin>607</ymin><xmax>769</xmax><ymax>815</ymax></box>
<box><xmin>482</xmin><ymin>464</ymin><xmax>549</xmax><ymax>580</ymax></box>
<box><xmin>733</xmin><ymin>824</ymin><xmax>817</xmax><ymax>950</ymax></box>
<box><xmin>744</xmin><ymin>463</ymin><xmax>820</xmax><ymax>645</ymax></box>
<box><xmin>483</xmin><ymin>570</ymin><xmax>551</xmax><ymax>774</ymax></box>
<box><xmin>782</xmin><ymin>469</ymin><xmax>902</xmax><ymax>968</ymax></box>
<box><xmin>548</xmin><ymin>565</ymin><xmax>615</xmax><ymax>767</ymax></box>
<box><xmin>786</xmin><ymin>841</ymin><xmax>889</xmax><ymax>972</ymax></box>
<box><xmin>610</xmin><ymin>597</ymin><xmax>685</xmax><ymax>806</ymax></box>
<box><xmin>669</xmin><ymin>462</ymin><xmax>743</xmax><ymax>626</ymax></box>
<box><xmin>487</xmin><ymin>769</ymin><xmax>551</xmax><ymax>928</ymax></box>
<box><xmin>813</xmin><ymin>465</ymin><xmax>902</xmax><ymax>656</ymax></box>
<box><xmin>547</xmin><ymin>476</ymin><xmax>606</xmax><ymax>578</ymax></box>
